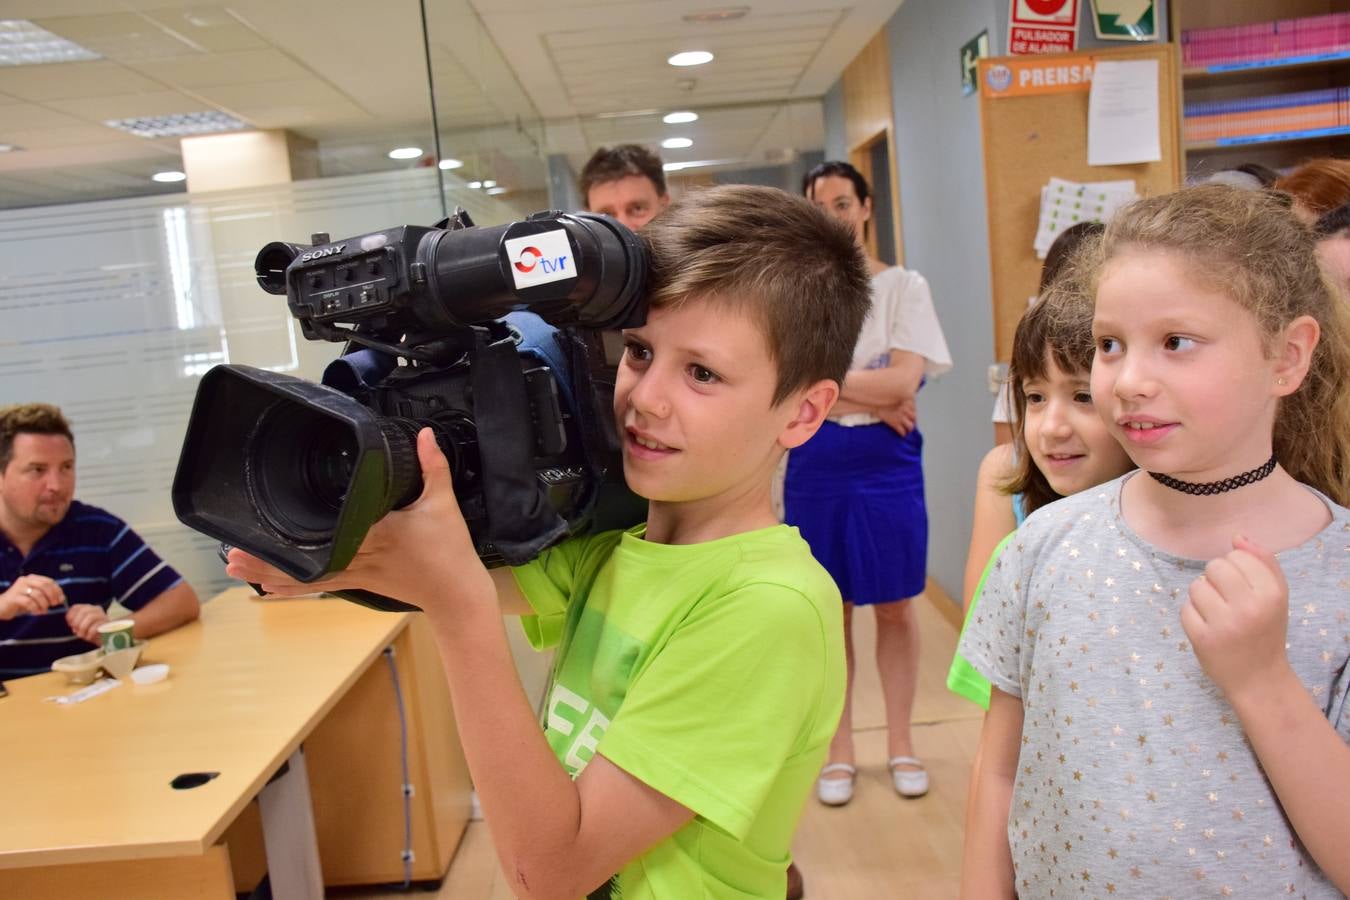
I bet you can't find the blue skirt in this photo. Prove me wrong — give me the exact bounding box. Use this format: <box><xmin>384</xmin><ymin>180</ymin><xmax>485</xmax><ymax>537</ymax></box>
<box><xmin>784</xmin><ymin>421</ymin><xmax>927</xmax><ymax>605</ymax></box>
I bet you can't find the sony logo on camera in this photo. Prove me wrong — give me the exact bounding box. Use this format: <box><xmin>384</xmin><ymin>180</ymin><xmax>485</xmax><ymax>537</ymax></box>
<box><xmin>506</xmin><ymin>229</ymin><xmax>573</xmax><ymax>291</ymax></box>
<box><xmin>299</xmin><ymin>244</ymin><xmax>346</xmax><ymax>262</ymax></box>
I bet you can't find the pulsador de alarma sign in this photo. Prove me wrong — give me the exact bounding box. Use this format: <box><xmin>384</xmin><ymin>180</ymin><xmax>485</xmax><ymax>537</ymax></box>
<box><xmin>1008</xmin><ymin>0</ymin><xmax>1079</xmax><ymax>55</ymax></box>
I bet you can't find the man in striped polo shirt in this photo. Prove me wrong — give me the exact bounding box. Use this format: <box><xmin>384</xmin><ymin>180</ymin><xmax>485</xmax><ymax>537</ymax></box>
<box><xmin>0</xmin><ymin>404</ymin><xmax>199</xmax><ymax>679</ymax></box>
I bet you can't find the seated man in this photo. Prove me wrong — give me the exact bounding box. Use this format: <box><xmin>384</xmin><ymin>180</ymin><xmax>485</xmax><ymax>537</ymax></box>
<box><xmin>579</xmin><ymin>143</ymin><xmax>670</xmax><ymax>231</ymax></box>
<box><xmin>0</xmin><ymin>403</ymin><xmax>199</xmax><ymax>678</ymax></box>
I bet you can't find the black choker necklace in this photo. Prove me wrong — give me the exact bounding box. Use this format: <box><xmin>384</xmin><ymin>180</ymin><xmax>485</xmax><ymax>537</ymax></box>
<box><xmin>1149</xmin><ymin>453</ymin><xmax>1278</xmax><ymax>496</ymax></box>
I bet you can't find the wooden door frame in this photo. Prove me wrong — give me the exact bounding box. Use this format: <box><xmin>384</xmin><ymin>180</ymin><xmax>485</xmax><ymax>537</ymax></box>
<box><xmin>849</xmin><ymin>127</ymin><xmax>904</xmax><ymax>266</ymax></box>
<box><xmin>841</xmin><ymin>28</ymin><xmax>905</xmax><ymax>266</ymax></box>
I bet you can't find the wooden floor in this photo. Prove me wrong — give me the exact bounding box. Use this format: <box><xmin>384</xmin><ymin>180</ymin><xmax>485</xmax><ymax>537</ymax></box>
<box><xmin>352</xmin><ymin>593</ymin><xmax>981</xmax><ymax>899</ymax></box>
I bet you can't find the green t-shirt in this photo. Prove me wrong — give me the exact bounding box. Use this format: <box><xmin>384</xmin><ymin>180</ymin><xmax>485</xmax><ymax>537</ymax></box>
<box><xmin>946</xmin><ymin>531</ymin><xmax>1015</xmax><ymax>710</ymax></box>
<box><xmin>512</xmin><ymin>523</ymin><xmax>846</xmax><ymax>899</ymax></box>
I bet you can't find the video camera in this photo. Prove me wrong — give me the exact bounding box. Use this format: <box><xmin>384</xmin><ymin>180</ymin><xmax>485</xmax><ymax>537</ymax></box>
<box><xmin>172</xmin><ymin>209</ymin><xmax>648</xmax><ymax>612</ymax></box>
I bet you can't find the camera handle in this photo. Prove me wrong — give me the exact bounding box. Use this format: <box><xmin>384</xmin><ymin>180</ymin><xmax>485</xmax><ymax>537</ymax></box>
<box><xmin>217</xmin><ymin>544</ymin><xmax>421</xmax><ymax>613</ymax></box>
<box><xmin>470</xmin><ymin>326</ymin><xmax>569</xmax><ymax>564</ymax></box>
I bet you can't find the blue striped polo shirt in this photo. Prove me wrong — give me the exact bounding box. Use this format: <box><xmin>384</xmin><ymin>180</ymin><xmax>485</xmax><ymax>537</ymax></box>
<box><xmin>0</xmin><ymin>500</ymin><xmax>183</xmax><ymax>678</ymax></box>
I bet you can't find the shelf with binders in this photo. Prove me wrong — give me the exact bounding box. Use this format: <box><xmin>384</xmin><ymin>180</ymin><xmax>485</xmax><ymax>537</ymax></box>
<box><xmin>1182</xmin><ymin>49</ymin><xmax>1350</xmax><ymax>82</ymax></box>
<box><xmin>1185</xmin><ymin>123</ymin><xmax>1350</xmax><ymax>151</ymax></box>
<box><xmin>1183</xmin><ymin>85</ymin><xmax>1350</xmax><ymax>147</ymax></box>
<box><xmin>1183</xmin><ymin>133</ymin><xmax>1350</xmax><ymax>180</ymax></box>
<box><xmin>1179</xmin><ymin>8</ymin><xmax>1350</xmax><ymax>73</ymax></box>
<box><xmin>1182</xmin><ymin>74</ymin><xmax>1350</xmax><ymax>159</ymax></box>
<box><xmin>1173</xmin><ymin>0</ymin><xmax>1350</xmax><ymax>176</ymax></box>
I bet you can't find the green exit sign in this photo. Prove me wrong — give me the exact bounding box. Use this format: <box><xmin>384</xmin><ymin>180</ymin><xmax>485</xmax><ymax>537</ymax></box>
<box><xmin>960</xmin><ymin>30</ymin><xmax>990</xmax><ymax>96</ymax></box>
<box><xmin>1091</xmin><ymin>0</ymin><xmax>1157</xmax><ymax>41</ymax></box>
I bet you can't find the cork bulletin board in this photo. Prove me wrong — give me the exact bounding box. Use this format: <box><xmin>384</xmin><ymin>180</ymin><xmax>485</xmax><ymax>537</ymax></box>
<box><xmin>978</xmin><ymin>44</ymin><xmax>1182</xmax><ymax>362</ymax></box>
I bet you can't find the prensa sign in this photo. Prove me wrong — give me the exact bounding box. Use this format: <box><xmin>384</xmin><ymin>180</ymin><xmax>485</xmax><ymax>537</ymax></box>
<box><xmin>981</xmin><ymin>56</ymin><xmax>1096</xmax><ymax>99</ymax></box>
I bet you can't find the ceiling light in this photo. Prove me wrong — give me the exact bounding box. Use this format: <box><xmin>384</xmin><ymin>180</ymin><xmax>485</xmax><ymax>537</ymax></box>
<box><xmin>438</xmin><ymin>158</ymin><xmax>463</xmax><ymax>170</ymax></box>
<box><xmin>663</xmin><ymin>158</ymin><xmax>738</xmax><ymax>172</ymax></box>
<box><xmin>0</xmin><ymin>20</ymin><xmax>101</xmax><ymax>66</ymax></box>
<box><xmin>486</xmin><ymin>187</ymin><xmax>508</xmax><ymax>196</ymax></box>
<box><xmin>105</xmin><ymin>111</ymin><xmax>246</xmax><ymax>139</ymax></box>
<box><xmin>661</xmin><ymin>137</ymin><xmax>693</xmax><ymax>149</ymax></box>
<box><xmin>388</xmin><ymin>146</ymin><xmax>423</xmax><ymax>160</ymax></box>
<box><xmin>682</xmin><ymin>6</ymin><xmax>750</xmax><ymax>23</ymax></box>
<box><xmin>593</xmin><ymin>108</ymin><xmax>662</xmax><ymax>120</ymax></box>
<box><xmin>467</xmin><ymin>181</ymin><xmax>483</xmax><ymax>189</ymax></box>
<box><xmin>482</xmin><ymin>180</ymin><xmax>497</xmax><ymax>188</ymax></box>
<box><xmin>0</xmin><ymin>144</ymin><xmax>18</xmax><ymax>153</ymax></box>
<box><xmin>663</xmin><ymin>111</ymin><xmax>699</xmax><ymax>125</ymax></box>
<box><xmin>152</xmin><ymin>171</ymin><xmax>187</xmax><ymax>183</ymax></box>
<box><xmin>668</xmin><ymin>51</ymin><xmax>714</xmax><ymax>67</ymax></box>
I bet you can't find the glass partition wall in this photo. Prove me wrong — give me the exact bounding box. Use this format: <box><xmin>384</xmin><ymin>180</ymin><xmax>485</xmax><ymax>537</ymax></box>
<box><xmin>0</xmin><ymin>2</ymin><xmax>539</xmax><ymax>595</ymax></box>
<box><xmin>0</xmin><ymin>2</ymin><xmax>826</xmax><ymax>596</ymax></box>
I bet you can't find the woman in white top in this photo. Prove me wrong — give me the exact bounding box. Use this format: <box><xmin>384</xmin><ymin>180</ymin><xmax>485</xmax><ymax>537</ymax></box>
<box><xmin>789</xmin><ymin>161</ymin><xmax>952</xmax><ymax>805</ymax></box>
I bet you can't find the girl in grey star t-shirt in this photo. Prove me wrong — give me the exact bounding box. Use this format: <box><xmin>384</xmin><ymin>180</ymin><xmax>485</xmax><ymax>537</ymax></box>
<box><xmin>960</xmin><ymin>186</ymin><xmax>1350</xmax><ymax>898</ymax></box>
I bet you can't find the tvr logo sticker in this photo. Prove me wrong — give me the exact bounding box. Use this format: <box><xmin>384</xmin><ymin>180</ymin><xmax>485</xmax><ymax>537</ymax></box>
<box><xmin>513</xmin><ymin>246</ymin><xmax>568</xmax><ymax>275</ymax></box>
<box><xmin>506</xmin><ymin>230</ymin><xmax>573</xmax><ymax>289</ymax></box>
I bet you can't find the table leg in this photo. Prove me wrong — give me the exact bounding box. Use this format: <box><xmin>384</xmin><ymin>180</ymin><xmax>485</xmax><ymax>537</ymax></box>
<box><xmin>258</xmin><ymin>747</ymin><xmax>324</xmax><ymax>900</ymax></box>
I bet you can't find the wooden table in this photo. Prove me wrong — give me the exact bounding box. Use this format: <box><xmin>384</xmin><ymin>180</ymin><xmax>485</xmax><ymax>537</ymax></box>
<box><xmin>0</xmin><ymin>587</ymin><xmax>471</xmax><ymax>899</ymax></box>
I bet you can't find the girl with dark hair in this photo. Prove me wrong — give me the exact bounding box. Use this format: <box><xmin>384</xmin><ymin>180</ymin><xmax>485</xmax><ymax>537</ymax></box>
<box><xmin>991</xmin><ymin>221</ymin><xmax>1106</xmax><ymax>441</ymax></box>
<box><xmin>951</xmin><ymin>233</ymin><xmax>1133</xmax><ymax>709</ymax></box>
<box><xmin>794</xmin><ymin>160</ymin><xmax>952</xmax><ymax>805</ymax></box>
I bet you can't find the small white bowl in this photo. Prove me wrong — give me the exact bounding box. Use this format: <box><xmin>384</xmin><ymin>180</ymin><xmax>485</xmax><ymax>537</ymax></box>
<box><xmin>130</xmin><ymin>663</ymin><xmax>170</xmax><ymax>685</ymax></box>
<box><xmin>51</xmin><ymin>648</ymin><xmax>104</xmax><ymax>685</ymax></box>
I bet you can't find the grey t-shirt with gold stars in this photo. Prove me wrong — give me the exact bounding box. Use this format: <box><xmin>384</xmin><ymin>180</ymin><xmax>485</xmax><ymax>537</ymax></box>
<box><xmin>959</xmin><ymin>473</ymin><xmax>1350</xmax><ymax>899</ymax></box>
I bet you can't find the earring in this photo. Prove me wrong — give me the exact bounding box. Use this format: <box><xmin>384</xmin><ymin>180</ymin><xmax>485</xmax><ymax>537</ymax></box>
<box><xmin>1278</xmin><ymin>377</ymin><xmax>1288</xmax><ymax>386</ymax></box>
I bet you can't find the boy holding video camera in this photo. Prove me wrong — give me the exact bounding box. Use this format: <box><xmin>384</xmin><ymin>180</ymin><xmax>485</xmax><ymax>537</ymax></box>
<box><xmin>228</xmin><ymin>184</ymin><xmax>870</xmax><ymax>898</ymax></box>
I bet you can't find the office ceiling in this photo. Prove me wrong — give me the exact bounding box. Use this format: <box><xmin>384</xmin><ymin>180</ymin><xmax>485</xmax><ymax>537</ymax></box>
<box><xmin>0</xmin><ymin>0</ymin><xmax>903</xmax><ymax>209</ymax></box>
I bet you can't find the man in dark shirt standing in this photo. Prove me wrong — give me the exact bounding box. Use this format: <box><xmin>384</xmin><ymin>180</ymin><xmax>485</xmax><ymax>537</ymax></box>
<box><xmin>0</xmin><ymin>403</ymin><xmax>199</xmax><ymax>678</ymax></box>
<box><xmin>579</xmin><ymin>144</ymin><xmax>670</xmax><ymax>232</ymax></box>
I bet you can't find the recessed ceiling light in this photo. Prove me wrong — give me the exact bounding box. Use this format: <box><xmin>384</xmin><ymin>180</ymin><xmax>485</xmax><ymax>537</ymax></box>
<box><xmin>593</xmin><ymin>108</ymin><xmax>662</xmax><ymax>120</ymax></box>
<box><xmin>486</xmin><ymin>186</ymin><xmax>508</xmax><ymax>196</ymax></box>
<box><xmin>482</xmin><ymin>180</ymin><xmax>497</xmax><ymax>188</ymax></box>
<box><xmin>0</xmin><ymin>144</ymin><xmax>18</xmax><ymax>152</ymax></box>
<box><xmin>467</xmin><ymin>181</ymin><xmax>483</xmax><ymax>189</ymax></box>
<box><xmin>668</xmin><ymin>50</ymin><xmax>714</xmax><ymax>67</ymax></box>
<box><xmin>152</xmin><ymin>171</ymin><xmax>187</xmax><ymax>183</ymax></box>
<box><xmin>663</xmin><ymin>111</ymin><xmax>699</xmax><ymax>125</ymax></box>
<box><xmin>682</xmin><ymin>6</ymin><xmax>750</xmax><ymax>23</ymax></box>
<box><xmin>105</xmin><ymin>111</ymin><xmax>245</xmax><ymax>139</ymax></box>
<box><xmin>438</xmin><ymin>158</ymin><xmax>463</xmax><ymax>170</ymax></box>
<box><xmin>0</xmin><ymin>20</ymin><xmax>101</xmax><ymax>66</ymax></box>
<box><xmin>663</xmin><ymin>158</ymin><xmax>738</xmax><ymax>172</ymax></box>
<box><xmin>388</xmin><ymin>147</ymin><xmax>423</xmax><ymax>160</ymax></box>
<box><xmin>661</xmin><ymin>137</ymin><xmax>693</xmax><ymax>149</ymax></box>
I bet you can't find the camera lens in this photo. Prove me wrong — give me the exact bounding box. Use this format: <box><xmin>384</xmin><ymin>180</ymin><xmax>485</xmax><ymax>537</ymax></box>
<box><xmin>249</xmin><ymin>406</ymin><xmax>358</xmax><ymax>543</ymax></box>
<box><xmin>246</xmin><ymin>401</ymin><xmax>428</xmax><ymax>546</ymax></box>
<box><xmin>379</xmin><ymin>417</ymin><xmax>423</xmax><ymax>510</ymax></box>
<box><xmin>301</xmin><ymin>429</ymin><xmax>357</xmax><ymax>514</ymax></box>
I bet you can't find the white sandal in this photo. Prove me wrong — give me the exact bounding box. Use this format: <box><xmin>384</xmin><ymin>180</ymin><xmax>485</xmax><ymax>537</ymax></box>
<box><xmin>816</xmin><ymin>762</ymin><xmax>857</xmax><ymax>806</ymax></box>
<box><xmin>889</xmin><ymin>756</ymin><xmax>929</xmax><ymax>798</ymax></box>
